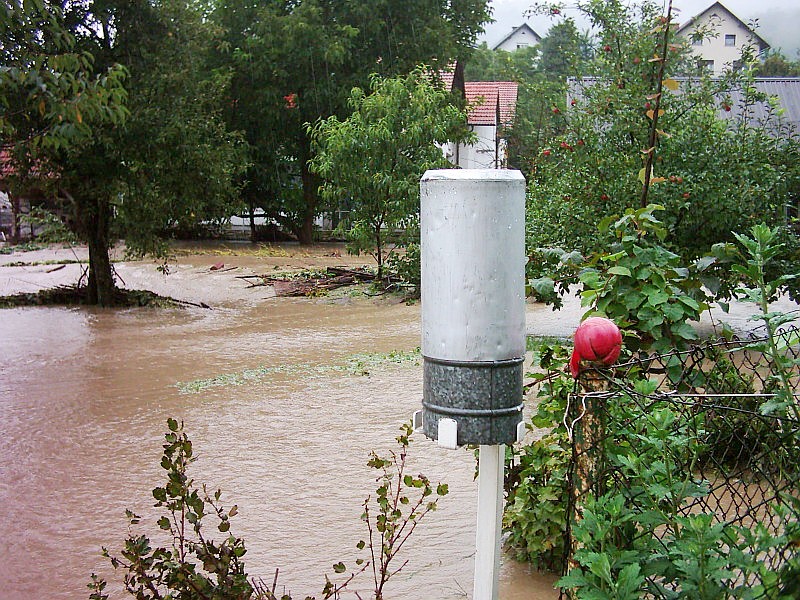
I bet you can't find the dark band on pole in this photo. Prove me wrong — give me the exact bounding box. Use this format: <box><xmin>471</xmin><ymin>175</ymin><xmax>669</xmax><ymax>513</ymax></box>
<box><xmin>422</xmin><ymin>355</ymin><xmax>524</xmax><ymax>446</ymax></box>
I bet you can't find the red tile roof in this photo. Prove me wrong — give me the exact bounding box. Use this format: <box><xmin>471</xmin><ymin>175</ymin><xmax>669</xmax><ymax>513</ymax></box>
<box><xmin>465</xmin><ymin>81</ymin><xmax>518</xmax><ymax>126</ymax></box>
<box><xmin>438</xmin><ymin>66</ymin><xmax>518</xmax><ymax>127</ymax></box>
<box><xmin>0</xmin><ymin>150</ymin><xmax>13</xmax><ymax>179</ymax></box>
<box><xmin>0</xmin><ymin>148</ymin><xmax>56</xmax><ymax>191</ymax></box>
<box><xmin>439</xmin><ymin>70</ymin><xmax>456</xmax><ymax>92</ymax></box>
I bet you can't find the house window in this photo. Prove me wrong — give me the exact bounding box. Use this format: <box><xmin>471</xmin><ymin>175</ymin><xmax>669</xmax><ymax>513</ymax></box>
<box><xmin>725</xmin><ymin>34</ymin><xmax>736</xmax><ymax>46</ymax></box>
<box><xmin>699</xmin><ymin>59</ymin><xmax>715</xmax><ymax>71</ymax></box>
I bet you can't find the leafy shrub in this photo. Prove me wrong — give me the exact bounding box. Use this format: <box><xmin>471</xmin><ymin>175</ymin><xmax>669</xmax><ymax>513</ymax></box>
<box><xmin>89</xmin><ymin>418</ymin><xmax>253</xmax><ymax>600</ymax></box>
<box><xmin>90</xmin><ymin>419</ymin><xmax>448</xmax><ymax>600</ymax></box>
<box><xmin>504</xmin><ymin>341</ymin><xmax>573</xmax><ymax>571</ymax></box>
<box><xmin>578</xmin><ymin>205</ymin><xmax>712</xmax><ymax>353</ymax></box>
<box><xmin>526</xmin><ymin>246</ymin><xmax>584</xmax><ymax>309</ymax></box>
<box><xmin>732</xmin><ymin>224</ymin><xmax>800</xmax><ymax>419</ymax></box>
<box><xmin>504</xmin><ymin>432</ymin><xmax>569</xmax><ymax>571</ymax></box>
<box><xmin>20</xmin><ymin>207</ymin><xmax>77</xmax><ymax>244</ymax></box>
<box><xmin>559</xmin><ymin>384</ymin><xmax>800</xmax><ymax>599</ymax></box>
<box><xmin>386</xmin><ymin>241</ymin><xmax>420</xmax><ymax>291</ymax></box>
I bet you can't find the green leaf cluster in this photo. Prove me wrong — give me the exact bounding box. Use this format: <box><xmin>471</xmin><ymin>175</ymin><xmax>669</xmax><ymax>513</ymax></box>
<box><xmin>508</xmin><ymin>327</ymin><xmax>800</xmax><ymax>594</ymax></box>
<box><xmin>309</xmin><ymin>67</ymin><xmax>472</xmax><ymax>278</ymax></box>
<box><xmin>731</xmin><ymin>224</ymin><xmax>800</xmax><ymax>419</ymax></box>
<box><xmin>89</xmin><ymin>419</ymin><xmax>253</xmax><ymax>600</ymax></box>
<box><xmin>558</xmin><ymin>391</ymin><xmax>800</xmax><ymax>600</ymax></box>
<box><xmin>90</xmin><ymin>419</ymin><xmax>450</xmax><ymax>600</ymax></box>
<box><xmin>579</xmin><ymin>205</ymin><xmax>709</xmax><ymax>352</ymax></box>
<box><xmin>504</xmin><ymin>341</ymin><xmax>572</xmax><ymax>569</ymax></box>
<box><xmin>1</xmin><ymin>0</ymin><xmax>129</xmax><ymax>219</ymax></box>
<box><xmin>524</xmin><ymin>0</ymin><xmax>800</xmax><ymax>264</ymax></box>
<box><xmin>320</xmin><ymin>420</ymin><xmax>448</xmax><ymax>600</ymax></box>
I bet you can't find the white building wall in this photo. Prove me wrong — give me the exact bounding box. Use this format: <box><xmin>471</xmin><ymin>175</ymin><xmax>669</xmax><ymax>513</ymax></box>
<box><xmin>681</xmin><ymin>12</ymin><xmax>763</xmax><ymax>74</ymax></box>
<box><xmin>446</xmin><ymin>125</ymin><xmax>504</xmax><ymax>169</ymax></box>
<box><xmin>495</xmin><ymin>29</ymin><xmax>537</xmax><ymax>52</ymax></box>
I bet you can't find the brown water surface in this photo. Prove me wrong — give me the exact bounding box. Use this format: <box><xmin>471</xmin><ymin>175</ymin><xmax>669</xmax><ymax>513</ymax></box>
<box><xmin>0</xmin><ymin>294</ymin><xmax>558</xmax><ymax>599</ymax></box>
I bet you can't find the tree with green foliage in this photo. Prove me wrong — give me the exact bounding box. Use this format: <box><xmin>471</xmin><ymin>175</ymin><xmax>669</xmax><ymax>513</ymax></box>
<box><xmin>526</xmin><ymin>0</ymin><xmax>800</xmax><ymax>343</ymax></box>
<box><xmin>464</xmin><ymin>19</ymin><xmax>595</xmax><ymax>179</ymax></box>
<box><xmin>465</xmin><ymin>42</ymin><xmax>541</xmax><ymax>82</ymax></box>
<box><xmin>526</xmin><ymin>0</ymin><xmax>800</xmax><ymax>260</ymax></box>
<box><xmin>0</xmin><ymin>0</ymin><xmax>128</xmax><ymax>244</ymax></box>
<box><xmin>309</xmin><ymin>68</ymin><xmax>471</xmax><ymax>278</ymax></box>
<box><xmin>212</xmin><ymin>0</ymin><xmax>491</xmax><ymax>244</ymax></box>
<box><xmin>755</xmin><ymin>51</ymin><xmax>800</xmax><ymax>77</ymax></box>
<box><xmin>52</xmin><ymin>0</ymin><xmax>245</xmax><ymax>305</ymax></box>
<box><xmin>211</xmin><ymin>0</ymin><xmax>360</xmax><ymax>244</ymax></box>
<box><xmin>537</xmin><ymin>18</ymin><xmax>591</xmax><ymax>78</ymax></box>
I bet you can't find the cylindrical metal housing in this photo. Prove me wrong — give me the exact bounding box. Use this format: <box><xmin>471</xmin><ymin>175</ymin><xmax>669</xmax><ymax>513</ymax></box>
<box><xmin>420</xmin><ymin>169</ymin><xmax>526</xmax><ymax>446</ymax></box>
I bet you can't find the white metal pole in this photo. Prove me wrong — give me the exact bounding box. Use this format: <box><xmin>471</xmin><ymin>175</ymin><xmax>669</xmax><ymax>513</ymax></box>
<box><xmin>473</xmin><ymin>444</ymin><xmax>505</xmax><ymax>600</ymax></box>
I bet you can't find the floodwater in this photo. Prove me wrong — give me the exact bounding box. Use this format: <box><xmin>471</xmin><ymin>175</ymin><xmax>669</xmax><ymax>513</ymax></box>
<box><xmin>0</xmin><ymin>284</ymin><xmax>558</xmax><ymax>599</ymax></box>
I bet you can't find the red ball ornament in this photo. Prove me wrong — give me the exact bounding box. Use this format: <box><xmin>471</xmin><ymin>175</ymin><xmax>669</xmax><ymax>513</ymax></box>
<box><xmin>570</xmin><ymin>317</ymin><xmax>623</xmax><ymax>378</ymax></box>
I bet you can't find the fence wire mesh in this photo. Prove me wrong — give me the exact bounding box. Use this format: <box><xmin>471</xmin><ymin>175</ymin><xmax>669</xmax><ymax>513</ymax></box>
<box><xmin>564</xmin><ymin>327</ymin><xmax>800</xmax><ymax>598</ymax></box>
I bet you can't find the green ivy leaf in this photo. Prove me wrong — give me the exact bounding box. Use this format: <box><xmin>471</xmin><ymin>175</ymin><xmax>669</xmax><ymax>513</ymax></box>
<box><xmin>607</xmin><ymin>266</ymin><xmax>632</xmax><ymax>277</ymax></box>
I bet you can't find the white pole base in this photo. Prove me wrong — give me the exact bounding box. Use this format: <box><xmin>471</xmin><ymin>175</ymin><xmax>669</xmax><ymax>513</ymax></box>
<box><xmin>473</xmin><ymin>444</ymin><xmax>504</xmax><ymax>600</ymax></box>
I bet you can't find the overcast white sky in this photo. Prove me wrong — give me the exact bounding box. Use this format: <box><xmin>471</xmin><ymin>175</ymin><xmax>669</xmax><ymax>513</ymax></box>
<box><xmin>479</xmin><ymin>0</ymin><xmax>800</xmax><ymax>57</ymax></box>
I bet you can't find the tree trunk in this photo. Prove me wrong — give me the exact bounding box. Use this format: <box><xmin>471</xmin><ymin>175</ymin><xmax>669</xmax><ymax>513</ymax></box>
<box><xmin>73</xmin><ymin>191</ymin><xmax>116</xmax><ymax>306</ymax></box>
<box><xmin>298</xmin><ymin>140</ymin><xmax>318</xmax><ymax>246</ymax></box>
<box><xmin>87</xmin><ymin>229</ymin><xmax>115</xmax><ymax>306</ymax></box>
<box><xmin>375</xmin><ymin>222</ymin><xmax>383</xmax><ymax>280</ymax></box>
<box><xmin>298</xmin><ymin>210</ymin><xmax>314</xmax><ymax>245</ymax></box>
<box><xmin>10</xmin><ymin>194</ymin><xmax>21</xmax><ymax>244</ymax></box>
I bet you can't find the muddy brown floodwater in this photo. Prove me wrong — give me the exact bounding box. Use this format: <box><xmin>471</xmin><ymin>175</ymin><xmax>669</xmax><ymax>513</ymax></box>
<box><xmin>0</xmin><ymin>246</ymin><xmax>559</xmax><ymax>600</ymax></box>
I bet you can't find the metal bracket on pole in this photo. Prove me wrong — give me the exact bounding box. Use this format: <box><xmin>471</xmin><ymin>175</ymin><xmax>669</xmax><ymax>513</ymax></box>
<box><xmin>516</xmin><ymin>420</ymin><xmax>526</xmax><ymax>444</ymax></box>
<box><xmin>412</xmin><ymin>409</ymin><xmax>424</xmax><ymax>432</ymax></box>
<box><xmin>437</xmin><ymin>418</ymin><xmax>458</xmax><ymax>450</ymax></box>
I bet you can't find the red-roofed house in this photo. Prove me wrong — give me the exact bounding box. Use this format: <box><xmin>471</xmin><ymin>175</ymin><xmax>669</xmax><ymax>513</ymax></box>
<box><xmin>440</xmin><ymin>68</ymin><xmax>518</xmax><ymax>169</ymax></box>
<box><xmin>0</xmin><ymin>149</ymin><xmax>58</xmax><ymax>242</ymax></box>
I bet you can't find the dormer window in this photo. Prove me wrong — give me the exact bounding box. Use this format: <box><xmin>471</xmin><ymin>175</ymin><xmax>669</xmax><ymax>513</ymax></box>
<box><xmin>725</xmin><ymin>34</ymin><xmax>736</xmax><ymax>46</ymax></box>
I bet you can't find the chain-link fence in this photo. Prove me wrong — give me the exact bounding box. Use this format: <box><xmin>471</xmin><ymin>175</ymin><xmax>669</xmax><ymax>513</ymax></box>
<box><xmin>563</xmin><ymin>328</ymin><xmax>800</xmax><ymax>597</ymax></box>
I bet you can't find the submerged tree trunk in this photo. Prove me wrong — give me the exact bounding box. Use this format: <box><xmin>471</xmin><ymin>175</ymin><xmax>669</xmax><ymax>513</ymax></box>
<box><xmin>70</xmin><ymin>190</ymin><xmax>116</xmax><ymax>306</ymax></box>
<box><xmin>87</xmin><ymin>226</ymin><xmax>115</xmax><ymax>306</ymax></box>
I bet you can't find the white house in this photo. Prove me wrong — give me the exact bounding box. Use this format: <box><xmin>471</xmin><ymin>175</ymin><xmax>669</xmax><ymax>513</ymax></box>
<box><xmin>492</xmin><ymin>23</ymin><xmax>542</xmax><ymax>52</ymax></box>
<box><xmin>676</xmin><ymin>1</ymin><xmax>770</xmax><ymax>75</ymax></box>
<box><xmin>439</xmin><ymin>68</ymin><xmax>518</xmax><ymax>169</ymax></box>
